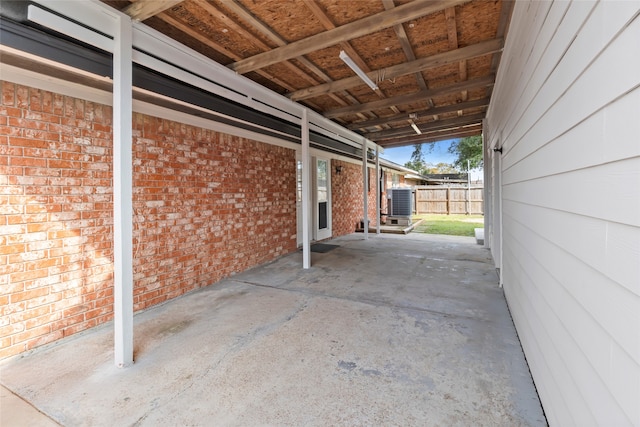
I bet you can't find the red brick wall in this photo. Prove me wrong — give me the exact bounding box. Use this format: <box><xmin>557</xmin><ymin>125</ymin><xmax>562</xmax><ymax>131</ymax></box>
<box><xmin>331</xmin><ymin>160</ymin><xmax>379</xmax><ymax>236</ymax></box>
<box><xmin>0</xmin><ymin>81</ymin><xmax>297</xmax><ymax>359</ymax></box>
<box><xmin>367</xmin><ymin>168</ymin><xmax>378</xmax><ymax>228</ymax></box>
<box><xmin>131</xmin><ymin>114</ymin><xmax>296</xmax><ymax>310</ymax></box>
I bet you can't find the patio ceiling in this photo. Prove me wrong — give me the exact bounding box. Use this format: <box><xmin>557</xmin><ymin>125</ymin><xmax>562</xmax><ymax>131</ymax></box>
<box><xmin>102</xmin><ymin>0</ymin><xmax>513</xmax><ymax>148</ymax></box>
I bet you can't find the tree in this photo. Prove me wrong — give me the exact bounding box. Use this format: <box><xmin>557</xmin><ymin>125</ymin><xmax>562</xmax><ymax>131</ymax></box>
<box><xmin>448</xmin><ymin>135</ymin><xmax>483</xmax><ymax>170</ymax></box>
<box><xmin>405</xmin><ymin>143</ymin><xmax>459</xmax><ymax>175</ymax></box>
<box><xmin>404</xmin><ymin>144</ymin><xmax>426</xmax><ymax>173</ymax></box>
<box><xmin>424</xmin><ymin>162</ymin><xmax>459</xmax><ymax>174</ymax></box>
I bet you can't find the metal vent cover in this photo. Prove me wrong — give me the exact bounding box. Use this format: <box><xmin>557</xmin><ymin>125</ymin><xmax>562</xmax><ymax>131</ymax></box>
<box><xmin>389</xmin><ymin>188</ymin><xmax>412</xmax><ymax>217</ymax></box>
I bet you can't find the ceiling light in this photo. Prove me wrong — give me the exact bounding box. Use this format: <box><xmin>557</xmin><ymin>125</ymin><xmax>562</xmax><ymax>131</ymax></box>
<box><xmin>411</xmin><ymin>122</ymin><xmax>422</xmax><ymax>135</ymax></box>
<box><xmin>339</xmin><ymin>50</ymin><xmax>378</xmax><ymax>91</ymax></box>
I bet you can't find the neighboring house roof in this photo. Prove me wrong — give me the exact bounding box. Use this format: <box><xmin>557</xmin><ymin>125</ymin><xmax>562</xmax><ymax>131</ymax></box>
<box><xmin>378</xmin><ymin>158</ymin><xmax>421</xmax><ymax>176</ymax></box>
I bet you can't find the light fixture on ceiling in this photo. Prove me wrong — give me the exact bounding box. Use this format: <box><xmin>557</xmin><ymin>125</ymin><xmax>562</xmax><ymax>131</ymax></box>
<box><xmin>339</xmin><ymin>50</ymin><xmax>378</xmax><ymax>91</ymax></box>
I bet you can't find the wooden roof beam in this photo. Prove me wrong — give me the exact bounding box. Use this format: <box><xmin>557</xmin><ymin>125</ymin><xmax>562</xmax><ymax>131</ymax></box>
<box><xmin>123</xmin><ymin>0</ymin><xmax>183</xmax><ymax>21</ymax></box>
<box><xmin>492</xmin><ymin>0</ymin><xmax>516</xmax><ymax>73</ymax></box>
<box><xmin>325</xmin><ymin>74</ymin><xmax>494</xmax><ymax>119</ymax></box>
<box><xmin>377</xmin><ymin>126</ymin><xmax>482</xmax><ymax>148</ymax></box>
<box><xmin>156</xmin><ymin>11</ymin><xmax>321</xmax><ymax>110</ymax></box>
<box><xmin>347</xmin><ymin>97</ymin><xmax>490</xmax><ymax>130</ymax></box>
<box><xmin>219</xmin><ymin>0</ymin><xmax>373</xmax><ymax>120</ymax></box>
<box><xmin>302</xmin><ymin>0</ymin><xmax>399</xmax><ymax>116</ymax></box>
<box><xmin>382</xmin><ymin>0</ymin><xmax>428</xmax><ymax>92</ymax></box>
<box><xmin>193</xmin><ymin>1</ymin><xmax>321</xmax><ymax>88</ymax></box>
<box><xmin>445</xmin><ymin>6</ymin><xmax>468</xmax><ymax>108</ymax></box>
<box><xmin>364</xmin><ymin>112</ymin><xmax>485</xmax><ymax>140</ymax></box>
<box><xmin>290</xmin><ymin>38</ymin><xmax>502</xmax><ymax>101</ymax></box>
<box><xmin>229</xmin><ymin>0</ymin><xmax>470</xmax><ymax>74</ymax></box>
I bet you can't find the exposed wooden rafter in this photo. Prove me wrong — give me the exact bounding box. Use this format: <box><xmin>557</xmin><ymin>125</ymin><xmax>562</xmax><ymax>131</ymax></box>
<box><xmin>302</xmin><ymin>0</ymin><xmax>399</xmax><ymax>118</ymax></box>
<box><xmin>123</xmin><ymin>0</ymin><xmax>183</xmax><ymax>21</ymax></box>
<box><xmin>290</xmin><ymin>39</ymin><xmax>502</xmax><ymax>101</ymax></box>
<box><xmin>204</xmin><ymin>0</ymin><xmax>359</xmax><ymax>114</ymax></box>
<box><xmin>445</xmin><ymin>6</ymin><xmax>468</xmax><ymax>109</ymax></box>
<box><xmin>229</xmin><ymin>0</ymin><xmax>469</xmax><ymax>74</ymax></box>
<box><xmin>107</xmin><ymin>0</ymin><xmax>511</xmax><ymax>148</ymax></box>
<box><xmin>156</xmin><ymin>10</ymin><xmax>316</xmax><ymax>109</ymax></box>
<box><xmin>192</xmin><ymin>1</ymin><xmax>320</xmax><ymax>88</ymax></box>
<box><xmin>381</xmin><ymin>0</ymin><xmax>428</xmax><ymax>92</ymax></box>
<box><xmin>379</xmin><ymin>126</ymin><xmax>482</xmax><ymax>148</ymax></box>
<box><xmin>347</xmin><ymin>97</ymin><xmax>490</xmax><ymax>130</ymax></box>
<box><xmin>325</xmin><ymin>75</ymin><xmax>494</xmax><ymax>119</ymax></box>
<box><xmin>364</xmin><ymin>112</ymin><xmax>485</xmax><ymax>140</ymax></box>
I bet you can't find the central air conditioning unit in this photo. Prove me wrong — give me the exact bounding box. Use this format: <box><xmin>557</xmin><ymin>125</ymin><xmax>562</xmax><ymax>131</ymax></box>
<box><xmin>388</xmin><ymin>188</ymin><xmax>412</xmax><ymax>226</ymax></box>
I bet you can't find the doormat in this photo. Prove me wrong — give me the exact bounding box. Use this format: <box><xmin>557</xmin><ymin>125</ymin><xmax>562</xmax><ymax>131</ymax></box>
<box><xmin>310</xmin><ymin>243</ymin><xmax>339</xmax><ymax>253</ymax></box>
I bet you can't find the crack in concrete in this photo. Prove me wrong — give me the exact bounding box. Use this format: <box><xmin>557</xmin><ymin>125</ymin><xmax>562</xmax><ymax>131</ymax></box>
<box><xmin>232</xmin><ymin>279</ymin><xmax>488</xmax><ymax>322</ymax></box>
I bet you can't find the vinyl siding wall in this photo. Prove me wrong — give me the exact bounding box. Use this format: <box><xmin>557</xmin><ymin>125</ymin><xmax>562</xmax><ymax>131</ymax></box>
<box><xmin>484</xmin><ymin>1</ymin><xmax>640</xmax><ymax>425</ymax></box>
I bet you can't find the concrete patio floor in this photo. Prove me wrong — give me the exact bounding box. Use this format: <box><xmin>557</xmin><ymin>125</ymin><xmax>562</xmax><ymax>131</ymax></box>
<box><xmin>0</xmin><ymin>233</ymin><xmax>546</xmax><ymax>426</ymax></box>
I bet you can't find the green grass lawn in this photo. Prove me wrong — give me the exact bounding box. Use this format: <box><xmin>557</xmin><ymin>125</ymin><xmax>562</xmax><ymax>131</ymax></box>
<box><xmin>413</xmin><ymin>214</ymin><xmax>484</xmax><ymax>237</ymax></box>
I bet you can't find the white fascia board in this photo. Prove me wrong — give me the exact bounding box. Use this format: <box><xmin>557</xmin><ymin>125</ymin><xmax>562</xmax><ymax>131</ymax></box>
<box><xmin>30</xmin><ymin>0</ymin><xmax>120</xmax><ymax>40</ymax></box>
<box><xmin>27</xmin><ymin>4</ymin><xmax>114</xmax><ymax>52</ymax></box>
<box><xmin>28</xmin><ymin>0</ymin><xmax>383</xmax><ymax>154</ymax></box>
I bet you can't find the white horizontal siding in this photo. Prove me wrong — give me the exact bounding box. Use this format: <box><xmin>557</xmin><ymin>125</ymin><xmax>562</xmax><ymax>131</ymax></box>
<box><xmin>485</xmin><ymin>0</ymin><xmax>640</xmax><ymax>425</ymax></box>
<box><xmin>503</xmin><ymin>157</ymin><xmax>640</xmax><ymax>226</ymax></box>
<box><xmin>503</xmin><ymin>216</ymin><xmax>638</xmax><ymax>425</ymax></box>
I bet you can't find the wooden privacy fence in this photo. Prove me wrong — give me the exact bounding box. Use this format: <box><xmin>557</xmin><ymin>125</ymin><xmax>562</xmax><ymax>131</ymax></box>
<box><xmin>413</xmin><ymin>185</ymin><xmax>484</xmax><ymax>215</ymax></box>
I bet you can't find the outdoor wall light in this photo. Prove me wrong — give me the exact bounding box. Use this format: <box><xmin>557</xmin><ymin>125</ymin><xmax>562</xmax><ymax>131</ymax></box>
<box><xmin>493</xmin><ymin>147</ymin><xmax>503</xmax><ymax>153</ymax></box>
<box><xmin>335</xmin><ymin>165</ymin><xmax>343</xmax><ymax>174</ymax></box>
<box><xmin>339</xmin><ymin>50</ymin><xmax>378</xmax><ymax>91</ymax></box>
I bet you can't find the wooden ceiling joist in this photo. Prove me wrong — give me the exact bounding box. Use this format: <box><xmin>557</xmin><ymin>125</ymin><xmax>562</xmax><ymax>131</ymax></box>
<box><xmin>228</xmin><ymin>0</ymin><xmax>469</xmax><ymax>74</ymax></box>
<box><xmin>325</xmin><ymin>74</ymin><xmax>494</xmax><ymax>119</ymax></box>
<box><xmin>157</xmin><ymin>12</ymin><xmax>298</xmax><ymax>95</ymax></box>
<box><xmin>347</xmin><ymin>97</ymin><xmax>490</xmax><ymax>130</ymax></box>
<box><xmin>123</xmin><ymin>0</ymin><xmax>183</xmax><ymax>21</ymax></box>
<box><xmin>192</xmin><ymin>0</ymin><xmax>322</xmax><ymax>88</ymax></box>
<box><xmin>105</xmin><ymin>0</ymin><xmax>510</xmax><ymax>149</ymax></box>
<box><xmin>212</xmin><ymin>0</ymin><xmax>360</xmax><ymax>112</ymax></box>
<box><xmin>289</xmin><ymin>38</ymin><xmax>502</xmax><ymax>101</ymax></box>
<box><xmin>379</xmin><ymin>126</ymin><xmax>482</xmax><ymax>147</ymax></box>
<box><xmin>382</xmin><ymin>0</ymin><xmax>429</xmax><ymax>92</ymax></box>
<box><xmin>364</xmin><ymin>112</ymin><xmax>485</xmax><ymax>140</ymax></box>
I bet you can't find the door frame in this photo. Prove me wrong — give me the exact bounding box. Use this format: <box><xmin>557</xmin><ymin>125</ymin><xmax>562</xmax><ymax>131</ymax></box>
<box><xmin>296</xmin><ymin>153</ymin><xmax>333</xmax><ymax>245</ymax></box>
<box><xmin>313</xmin><ymin>156</ymin><xmax>332</xmax><ymax>241</ymax></box>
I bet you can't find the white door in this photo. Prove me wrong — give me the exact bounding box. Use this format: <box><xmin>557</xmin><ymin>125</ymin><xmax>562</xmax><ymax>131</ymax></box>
<box><xmin>314</xmin><ymin>157</ymin><xmax>331</xmax><ymax>241</ymax></box>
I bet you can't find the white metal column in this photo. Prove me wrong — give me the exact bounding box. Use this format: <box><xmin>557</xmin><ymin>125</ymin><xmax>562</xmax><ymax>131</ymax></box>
<box><xmin>113</xmin><ymin>14</ymin><xmax>134</xmax><ymax>368</ymax></box>
<box><xmin>362</xmin><ymin>141</ymin><xmax>368</xmax><ymax>240</ymax></box>
<box><xmin>301</xmin><ymin>109</ymin><xmax>311</xmax><ymax>269</ymax></box>
<box><xmin>375</xmin><ymin>147</ymin><xmax>380</xmax><ymax>235</ymax></box>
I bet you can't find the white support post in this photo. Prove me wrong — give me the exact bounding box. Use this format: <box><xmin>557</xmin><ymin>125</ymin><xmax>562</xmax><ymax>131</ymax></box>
<box><xmin>301</xmin><ymin>109</ymin><xmax>311</xmax><ymax>269</ymax></box>
<box><xmin>375</xmin><ymin>146</ymin><xmax>380</xmax><ymax>235</ymax></box>
<box><xmin>113</xmin><ymin>14</ymin><xmax>134</xmax><ymax>368</ymax></box>
<box><xmin>362</xmin><ymin>140</ymin><xmax>368</xmax><ymax>240</ymax></box>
